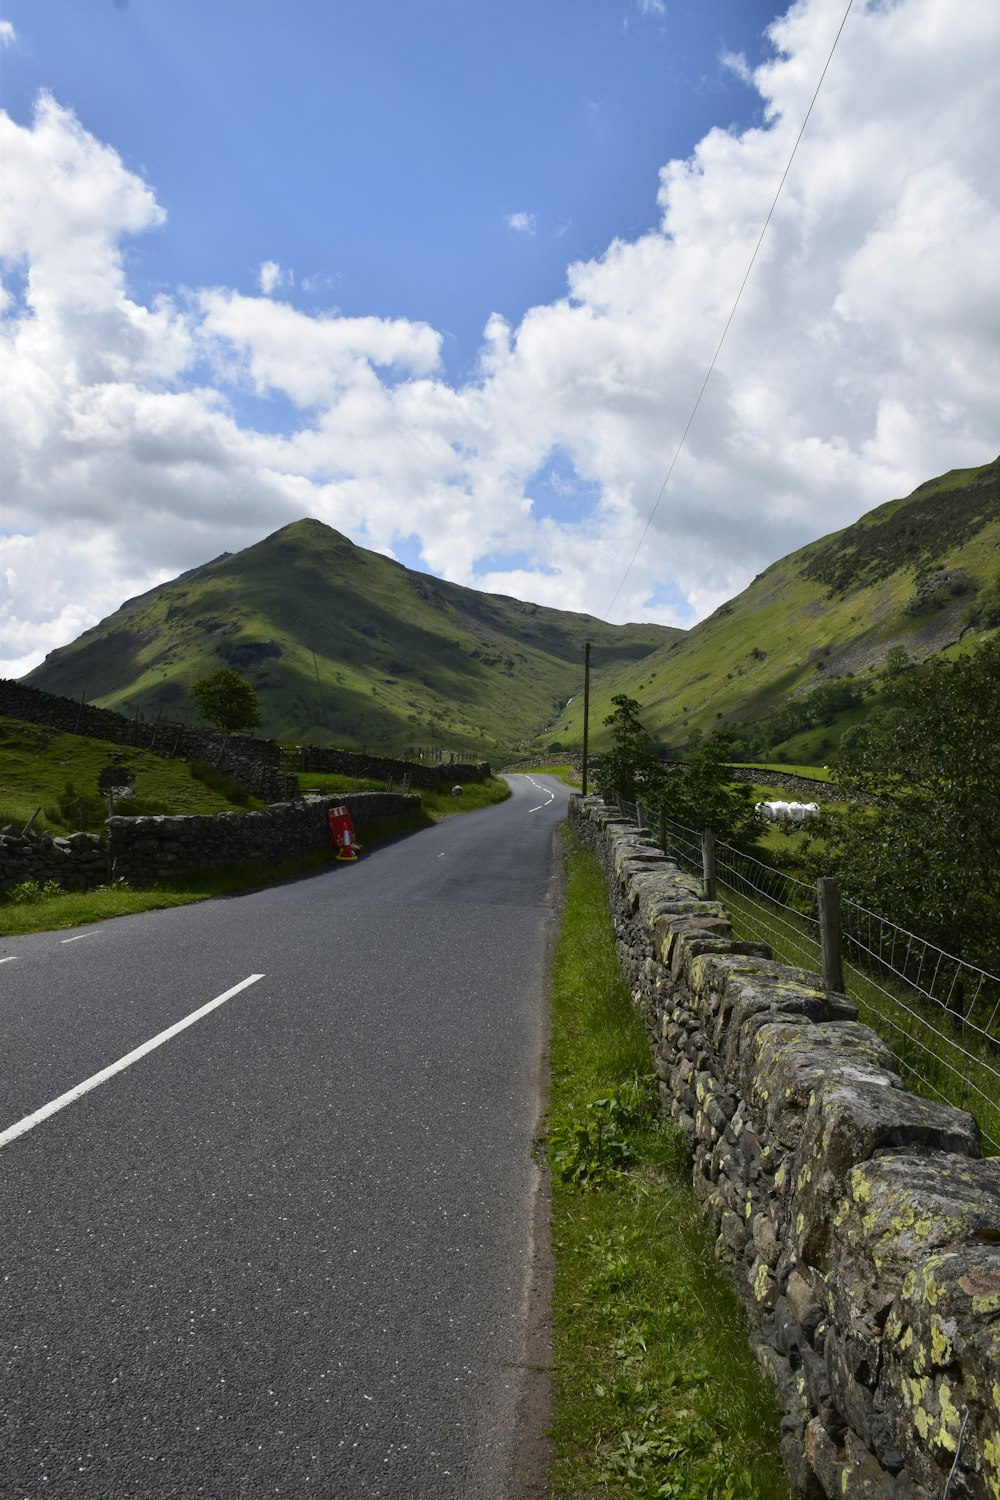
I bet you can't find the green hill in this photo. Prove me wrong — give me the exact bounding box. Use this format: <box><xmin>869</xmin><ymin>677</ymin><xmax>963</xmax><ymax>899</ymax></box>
<box><xmin>551</xmin><ymin>458</ymin><xmax>1000</xmax><ymax>762</ymax></box>
<box><xmin>23</xmin><ymin>520</ymin><xmax>679</xmax><ymax>755</ymax></box>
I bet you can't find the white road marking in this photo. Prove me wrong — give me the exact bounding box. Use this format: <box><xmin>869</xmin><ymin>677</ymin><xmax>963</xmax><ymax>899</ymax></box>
<box><xmin>0</xmin><ymin>956</ymin><xmax>16</xmax><ymax>964</ymax></box>
<box><xmin>525</xmin><ymin>774</ymin><xmax>556</xmax><ymax>813</ymax></box>
<box><xmin>0</xmin><ymin>974</ymin><xmax>265</xmax><ymax>1151</ymax></box>
<box><xmin>60</xmin><ymin>933</ymin><xmax>94</xmax><ymax>944</ymax></box>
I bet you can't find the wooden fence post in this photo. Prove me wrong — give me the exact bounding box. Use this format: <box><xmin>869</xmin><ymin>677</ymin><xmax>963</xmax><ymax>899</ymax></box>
<box><xmin>701</xmin><ymin>828</ymin><xmax>716</xmax><ymax>901</ymax></box>
<box><xmin>817</xmin><ymin>876</ymin><xmax>845</xmax><ymax>993</ymax></box>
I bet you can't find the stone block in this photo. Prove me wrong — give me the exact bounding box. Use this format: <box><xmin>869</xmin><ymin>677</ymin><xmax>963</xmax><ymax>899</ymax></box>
<box><xmin>791</xmin><ymin>1078</ymin><xmax>979</xmax><ymax>1266</ymax></box>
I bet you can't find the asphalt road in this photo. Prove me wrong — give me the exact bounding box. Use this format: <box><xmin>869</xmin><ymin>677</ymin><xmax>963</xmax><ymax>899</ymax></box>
<box><xmin>0</xmin><ymin>773</ymin><xmax>569</xmax><ymax>1500</ymax></box>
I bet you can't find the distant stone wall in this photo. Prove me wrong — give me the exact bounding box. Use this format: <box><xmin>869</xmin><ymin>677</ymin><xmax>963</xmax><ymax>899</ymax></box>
<box><xmin>108</xmin><ymin>792</ymin><xmax>419</xmax><ymax>884</ymax></box>
<box><xmin>295</xmin><ymin>745</ymin><xmax>491</xmax><ymax>789</ymax></box>
<box><xmin>0</xmin><ymin>826</ymin><xmax>106</xmax><ymax>892</ymax></box>
<box><xmin>0</xmin><ymin>679</ymin><xmax>286</xmax><ymax>799</ymax></box>
<box><xmin>0</xmin><ymin>679</ymin><xmax>490</xmax><ymax>799</ymax></box>
<box><xmin>570</xmin><ymin>794</ymin><xmax>1000</xmax><ymax>1500</ymax></box>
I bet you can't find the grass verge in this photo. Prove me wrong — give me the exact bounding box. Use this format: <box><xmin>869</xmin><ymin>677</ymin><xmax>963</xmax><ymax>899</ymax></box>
<box><xmin>546</xmin><ymin>827</ymin><xmax>790</xmax><ymax>1500</ymax></box>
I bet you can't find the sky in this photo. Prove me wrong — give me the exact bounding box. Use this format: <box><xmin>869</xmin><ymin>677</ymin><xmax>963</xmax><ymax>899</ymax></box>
<box><xmin>1</xmin><ymin>0</ymin><xmax>998</xmax><ymax>679</ymax></box>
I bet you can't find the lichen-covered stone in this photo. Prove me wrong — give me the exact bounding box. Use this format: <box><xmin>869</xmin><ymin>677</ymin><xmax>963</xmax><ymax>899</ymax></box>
<box><xmin>569</xmin><ymin>795</ymin><xmax>999</xmax><ymax>1500</ymax></box>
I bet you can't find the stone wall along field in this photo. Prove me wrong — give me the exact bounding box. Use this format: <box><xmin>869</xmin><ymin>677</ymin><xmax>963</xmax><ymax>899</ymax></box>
<box><xmin>570</xmin><ymin>793</ymin><xmax>1000</xmax><ymax>1500</ymax></box>
<box><xmin>108</xmin><ymin>792</ymin><xmax>420</xmax><ymax>884</ymax></box>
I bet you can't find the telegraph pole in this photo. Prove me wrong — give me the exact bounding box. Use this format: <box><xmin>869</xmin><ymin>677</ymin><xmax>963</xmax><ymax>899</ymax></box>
<box><xmin>581</xmin><ymin>640</ymin><xmax>591</xmax><ymax>795</ymax></box>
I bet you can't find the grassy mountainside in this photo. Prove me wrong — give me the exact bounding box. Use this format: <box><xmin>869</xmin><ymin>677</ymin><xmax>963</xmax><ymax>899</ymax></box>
<box><xmin>553</xmin><ymin>458</ymin><xmax>1000</xmax><ymax>760</ymax></box>
<box><xmin>24</xmin><ymin>520</ymin><xmax>679</xmax><ymax>754</ymax></box>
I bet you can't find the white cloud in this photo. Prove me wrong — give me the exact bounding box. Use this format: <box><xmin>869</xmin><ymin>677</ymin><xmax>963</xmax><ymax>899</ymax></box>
<box><xmin>636</xmin><ymin>0</ymin><xmax>666</xmax><ymax>15</ymax></box>
<box><xmin>258</xmin><ymin>259</ymin><xmax>291</xmax><ymax>296</ymax></box>
<box><xmin>3</xmin><ymin>0</ymin><xmax>1000</xmax><ymax>679</ymax></box>
<box><xmin>0</xmin><ymin>21</ymin><xmax>15</xmax><ymax>46</ymax></box>
<box><xmin>505</xmin><ymin>211</ymin><xmax>537</xmax><ymax>235</ymax></box>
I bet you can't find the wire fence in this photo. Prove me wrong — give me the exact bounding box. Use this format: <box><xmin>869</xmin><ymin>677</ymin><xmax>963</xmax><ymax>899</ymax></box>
<box><xmin>617</xmin><ymin>798</ymin><xmax>1000</xmax><ymax>1156</ymax></box>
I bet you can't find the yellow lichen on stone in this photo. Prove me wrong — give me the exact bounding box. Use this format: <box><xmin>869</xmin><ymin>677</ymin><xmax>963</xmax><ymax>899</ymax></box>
<box><xmin>796</xmin><ymin>1213</ymin><xmax>805</xmax><ymax>1235</ymax></box>
<box><xmin>980</xmin><ymin>1431</ymin><xmax>1000</xmax><ymax>1497</ymax></box>
<box><xmin>972</xmin><ymin>1291</ymin><xmax>1000</xmax><ymax>1315</ymax></box>
<box><xmin>833</xmin><ymin>1200</ymin><xmax>851</xmax><ymax>1230</ymax></box>
<box><xmin>851</xmin><ymin>1172</ymin><xmax>873</xmax><ymax>1205</ymax></box>
<box><xmin>753</xmin><ymin>1263</ymin><xmax>772</xmax><ymax>1302</ymax></box>
<box><xmin>921</xmin><ymin>1260</ymin><xmax>944</xmax><ymax>1310</ymax></box>
<box><xmin>935</xmin><ymin>1380</ymin><xmax>961</xmax><ymax>1453</ymax></box>
<box><xmin>797</xmin><ymin>1163</ymin><xmax>812</xmax><ymax>1191</ymax></box>
<box><xmin>774</xmin><ymin>1163</ymin><xmax>786</xmax><ymax>1191</ymax></box>
<box><xmin>930</xmin><ymin>1316</ymin><xmax>954</xmax><ymax>1367</ymax></box>
<box><xmin>902</xmin><ymin>1326</ymin><xmax>914</xmax><ymax>1350</ymax></box>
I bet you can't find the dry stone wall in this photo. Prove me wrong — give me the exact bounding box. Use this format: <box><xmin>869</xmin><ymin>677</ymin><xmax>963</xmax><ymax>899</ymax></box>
<box><xmin>0</xmin><ymin>827</ymin><xmax>106</xmax><ymax>891</ymax></box>
<box><xmin>570</xmin><ymin>794</ymin><xmax>1000</xmax><ymax>1500</ymax></box>
<box><xmin>108</xmin><ymin>792</ymin><xmax>419</xmax><ymax>884</ymax></box>
<box><xmin>294</xmin><ymin>744</ymin><xmax>490</xmax><ymax>789</ymax></box>
<box><xmin>0</xmin><ymin>679</ymin><xmax>286</xmax><ymax>799</ymax></box>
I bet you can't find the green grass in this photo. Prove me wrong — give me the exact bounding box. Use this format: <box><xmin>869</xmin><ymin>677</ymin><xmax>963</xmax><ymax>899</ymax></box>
<box><xmin>548</xmin><ymin>459</ymin><xmax>1000</xmax><ymax>759</ymax></box>
<box><xmin>0</xmin><ymin>850</ymin><xmax>337</xmax><ymax>936</ymax></box>
<box><xmin>0</xmin><ymin>716</ymin><xmax>264</xmax><ymax>835</ymax></box>
<box><xmin>546</xmin><ymin>829</ymin><xmax>790</xmax><ymax>1499</ymax></box>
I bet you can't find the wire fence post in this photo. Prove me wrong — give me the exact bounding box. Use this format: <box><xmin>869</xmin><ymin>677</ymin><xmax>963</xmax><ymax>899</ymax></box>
<box><xmin>701</xmin><ymin>828</ymin><xmax>716</xmax><ymax>901</ymax></box>
<box><xmin>659</xmin><ymin>808</ymin><xmax>667</xmax><ymax>855</ymax></box>
<box><xmin>817</xmin><ymin>875</ymin><xmax>845</xmax><ymax>993</ymax></box>
<box><xmin>636</xmin><ymin>799</ymin><xmax>644</xmax><ymax>832</ymax></box>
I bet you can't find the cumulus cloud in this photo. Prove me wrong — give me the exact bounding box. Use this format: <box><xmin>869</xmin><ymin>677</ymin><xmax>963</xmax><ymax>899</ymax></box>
<box><xmin>258</xmin><ymin>259</ymin><xmax>291</xmax><ymax>296</ymax></box>
<box><xmin>3</xmin><ymin>0</ymin><xmax>1000</xmax><ymax>678</ymax></box>
<box><xmin>0</xmin><ymin>21</ymin><xmax>15</xmax><ymax>46</ymax></box>
<box><xmin>505</xmin><ymin>211</ymin><xmax>537</xmax><ymax>235</ymax></box>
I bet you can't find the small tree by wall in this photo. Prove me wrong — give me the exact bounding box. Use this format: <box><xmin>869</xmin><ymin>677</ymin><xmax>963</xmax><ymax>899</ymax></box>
<box><xmin>189</xmin><ymin>668</ymin><xmax>261</xmax><ymax>735</ymax></box>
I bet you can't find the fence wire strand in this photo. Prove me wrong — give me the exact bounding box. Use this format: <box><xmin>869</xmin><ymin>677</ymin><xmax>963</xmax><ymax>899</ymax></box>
<box><xmin>616</xmin><ymin>799</ymin><xmax>1000</xmax><ymax>1155</ymax></box>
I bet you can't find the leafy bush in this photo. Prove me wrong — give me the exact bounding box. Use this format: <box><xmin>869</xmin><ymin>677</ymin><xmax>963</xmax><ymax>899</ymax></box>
<box><xmin>0</xmin><ymin>879</ymin><xmax>62</xmax><ymax>905</ymax></box>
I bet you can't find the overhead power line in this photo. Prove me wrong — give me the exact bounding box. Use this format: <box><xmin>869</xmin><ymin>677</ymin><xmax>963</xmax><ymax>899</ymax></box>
<box><xmin>602</xmin><ymin>0</ymin><xmax>856</xmax><ymax>622</ymax></box>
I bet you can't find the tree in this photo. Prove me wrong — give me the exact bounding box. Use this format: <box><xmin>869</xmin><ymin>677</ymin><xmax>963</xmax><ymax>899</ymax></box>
<box><xmin>656</xmin><ymin>730</ymin><xmax>763</xmax><ymax>853</ymax></box>
<box><xmin>189</xmin><ymin>668</ymin><xmax>261</xmax><ymax>735</ymax></box>
<box><xmin>831</xmin><ymin>635</ymin><xmax>1000</xmax><ymax>973</ymax></box>
<box><xmin>595</xmin><ymin>695</ymin><xmax>663</xmax><ymax>803</ymax></box>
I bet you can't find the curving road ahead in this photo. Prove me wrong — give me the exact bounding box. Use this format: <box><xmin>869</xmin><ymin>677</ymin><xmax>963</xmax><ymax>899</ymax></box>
<box><xmin>0</xmin><ymin>773</ymin><xmax>569</xmax><ymax>1500</ymax></box>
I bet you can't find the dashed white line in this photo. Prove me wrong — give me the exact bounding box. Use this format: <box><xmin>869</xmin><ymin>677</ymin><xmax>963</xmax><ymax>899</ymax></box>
<box><xmin>525</xmin><ymin>774</ymin><xmax>556</xmax><ymax>813</ymax></box>
<box><xmin>60</xmin><ymin>933</ymin><xmax>94</xmax><ymax>944</ymax></box>
<box><xmin>0</xmin><ymin>956</ymin><xmax>16</xmax><ymax>964</ymax></box>
<box><xmin>0</xmin><ymin>973</ymin><xmax>265</xmax><ymax>1151</ymax></box>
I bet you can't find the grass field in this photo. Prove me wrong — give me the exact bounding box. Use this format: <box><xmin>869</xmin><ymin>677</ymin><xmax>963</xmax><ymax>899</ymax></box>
<box><xmin>545</xmin><ymin>829</ymin><xmax>789</xmax><ymax>1499</ymax></box>
<box><xmin>0</xmin><ymin>715</ymin><xmax>264</xmax><ymax>834</ymax></box>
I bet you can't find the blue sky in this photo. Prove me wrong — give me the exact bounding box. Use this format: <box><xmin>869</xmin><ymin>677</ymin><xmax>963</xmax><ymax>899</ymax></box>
<box><xmin>1</xmin><ymin>0</ymin><xmax>775</xmax><ymax>389</ymax></box>
<box><xmin>1</xmin><ymin>0</ymin><xmax>999</xmax><ymax>674</ymax></box>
